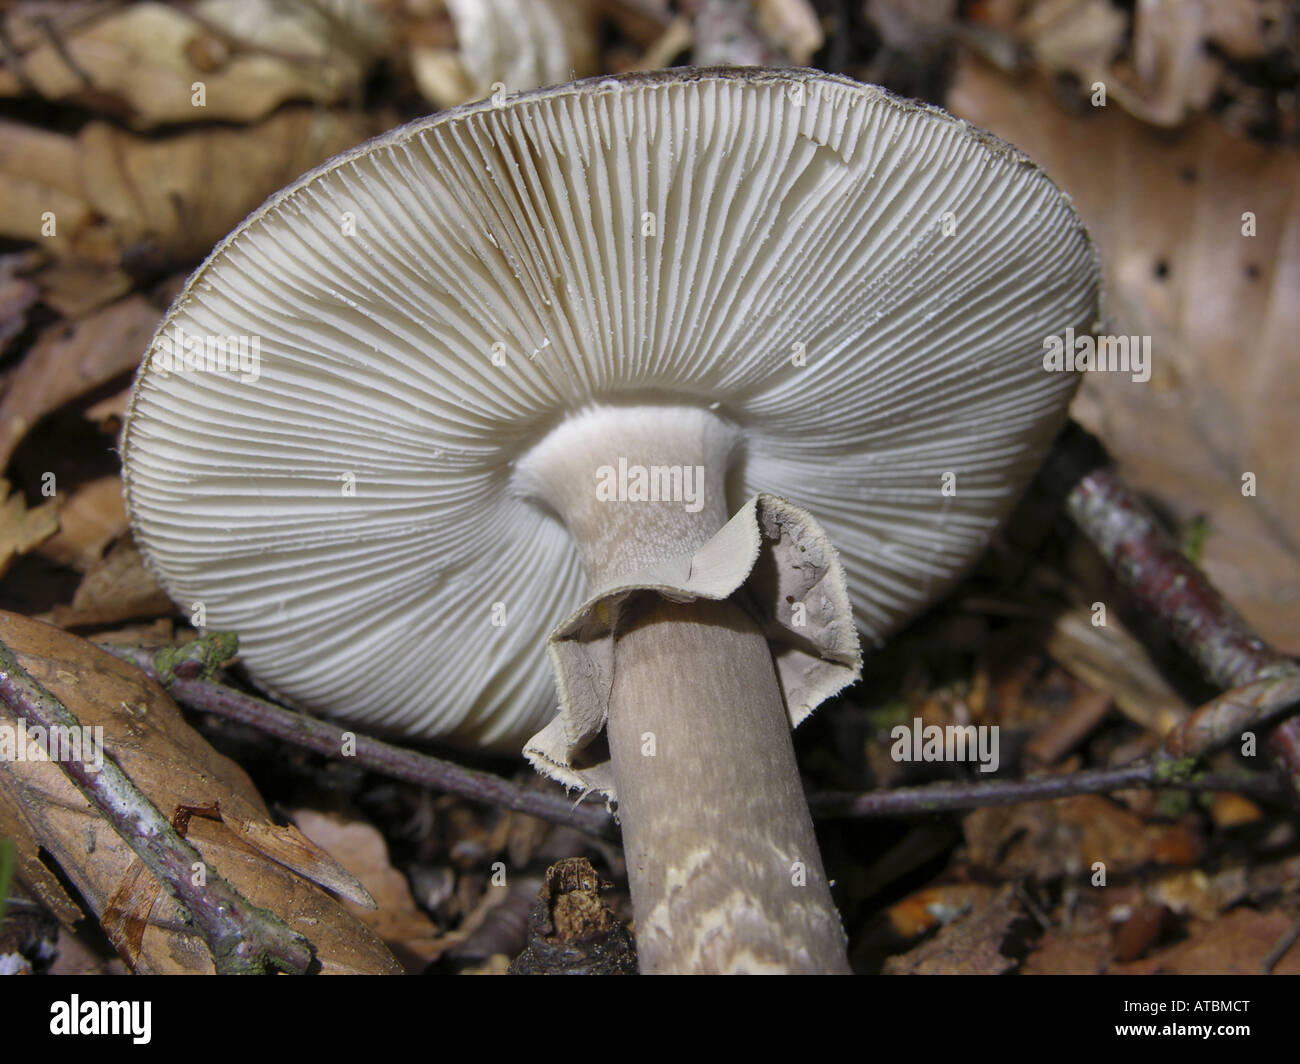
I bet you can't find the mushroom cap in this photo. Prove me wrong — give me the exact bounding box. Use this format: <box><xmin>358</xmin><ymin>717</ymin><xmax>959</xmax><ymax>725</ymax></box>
<box><xmin>122</xmin><ymin>67</ymin><xmax>1100</xmax><ymax>751</ymax></box>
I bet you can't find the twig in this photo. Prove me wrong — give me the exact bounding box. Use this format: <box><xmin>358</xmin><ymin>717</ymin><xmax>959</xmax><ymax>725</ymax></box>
<box><xmin>1047</xmin><ymin>422</ymin><xmax>1300</xmax><ymax>802</ymax></box>
<box><xmin>1158</xmin><ymin>674</ymin><xmax>1300</xmax><ymax>764</ymax></box>
<box><xmin>100</xmin><ymin>639</ymin><xmax>618</xmax><ymax>841</ymax></box>
<box><xmin>1261</xmin><ymin>918</ymin><xmax>1300</xmax><ymax>974</ymax></box>
<box><xmin>0</xmin><ymin>640</ymin><xmax>313</xmax><ymax>974</ymax></box>
<box><xmin>818</xmin><ymin>666</ymin><xmax>1298</xmax><ymax>819</ymax></box>
<box><xmin>104</xmin><ymin>636</ymin><xmax>1292</xmax><ymax>832</ymax></box>
<box><xmin>811</xmin><ymin>764</ymin><xmax>1283</xmax><ymax>819</ymax></box>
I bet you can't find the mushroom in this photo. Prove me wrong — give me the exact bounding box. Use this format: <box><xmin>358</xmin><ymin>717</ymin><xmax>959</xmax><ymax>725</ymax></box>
<box><xmin>121</xmin><ymin>68</ymin><xmax>1100</xmax><ymax>973</ymax></box>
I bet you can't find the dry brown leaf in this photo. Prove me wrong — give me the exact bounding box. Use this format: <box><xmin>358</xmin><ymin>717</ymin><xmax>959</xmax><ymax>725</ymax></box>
<box><xmin>0</xmin><ymin>610</ymin><xmax>400</xmax><ymax>974</ymax></box>
<box><xmin>963</xmin><ymin>794</ymin><xmax>1204</xmax><ymax>881</ymax></box>
<box><xmin>1208</xmin><ymin>791</ymin><xmax>1263</xmax><ymax>827</ymax></box>
<box><xmin>0</xmin><ymin>294</ymin><xmax>158</xmax><ymax>470</ymax></box>
<box><xmin>1151</xmin><ymin>867</ymin><xmax>1236</xmax><ymax>920</ymax></box>
<box><xmin>36</xmin><ymin>475</ymin><xmax>127</xmax><ymax>573</ymax></box>
<box><xmin>88</xmin><ymin>617</ymin><xmax>178</xmax><ymax>649</ymax></box>
<box><xmin>1022</xmin><ymin>926</ymin><xmax>1112</xmax><ymax>975</ymax></box>
<box><xmin>1012</xmin><ymin>0</ymin><xmax>1241</xmax><ymax>126</ymax></box>
<box><xmin>226</xmin><ymin>813</ymin><xmax>375</xmax><ymax>909</ymax></box>
<box><xmin>0</xmin><ymin>0</ymin><xmax>384</xmax><ymax>128</ymax></box>
<box><xmin>0</xmin><ymin>267</ymin><xmax>39</xmax><ymax>356</ymax></box>
<box><xmin>48</xmin><ymin>532</ymin><xmax>173</xmax><ymax>628</ymax></box>
<box><xmin>293</xmin><ymin>807</ymin><xmax>448</xmax><ymax>971</ymax></box>
<box><xmin>0</xmin><ymin>108</ymin><xmax>375</xmax><ymax>273</ymax></box>
<box><xmin>0</xmin><ymin>122</ymin><xmax>94</xmax><ymax>255</ymax></box>
<box><xmin>630</xmin><ymin>15</ymin><xmax>694</xmax><ymax>72</ymax></box>
<box><xmin>1045</xmin><ymin>606</ymin><xmax>1189</xmax><ymax>734</ymax></box>
<box><xmin>755</xmin><ymin>0</ymin><xmax>823</xmax><ymax>66</ymax></box>
<box><xmin>0</xmin><ymin>480</ymin><xmax>59</xmax><ymax>579</ymax></box>
<box><xmin>949</xmin><ymin>59</ymin><xmax>1300</xmax><ymax>650</ymax></box>
<box><xmin>882</xmin><ymin>884</ymin><xmax>1021</xmax><ymax>974</ymax></box>
<box><xmin>413</xmin><ymin>0</ymin><xmax>598</xmax><ymax>108</ymax></box>
<box><xmin>1203</xmin><ymin>0</ymin><xmax>1270</xmax><ymax>60</ymax></box>
<box><xmin>81</xmin><ymin>384</ymin><xmax>132</xmax><ymax>437</ymax></box>
<box><xmin>1112</xmin><ymin>0</ymin><xmax>1224</xmax><ymax>126</ymax></box>
<box><xmin>33</xmin><ymin>263</ymin><xmax>134</xmax><ymax>320</ymax></box>
<box><xmin>882</xmin><ymin>882</ymin><xmax>999</xmax><ymax>939</ymax></box>
<box><xmin>1018</xmin><ymin>0</ymin><xmax>1128</xmax><ymax>86</ymax></box>
<box><xmin>1114</xmin><ymin>907</ymin><xmax>1300</xmax><ymax>974</ymax></box>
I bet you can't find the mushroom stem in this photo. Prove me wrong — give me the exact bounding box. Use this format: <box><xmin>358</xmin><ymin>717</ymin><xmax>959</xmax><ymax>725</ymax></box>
<box><xmin>516</xmin><ymin>404</ymin><xmax>850</xmax><ymax>972</ymax></box>
<box><xmin>608</xmin><ymin>595</ymin><xmax>850</xmax><ymax>973</ymax></box>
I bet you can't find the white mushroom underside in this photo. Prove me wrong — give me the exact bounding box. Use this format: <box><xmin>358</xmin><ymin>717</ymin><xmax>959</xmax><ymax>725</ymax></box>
<box><xmin>123</xmin><ymin>69</ymin><xmax>1099</xmax><ymax>750</ymax></box>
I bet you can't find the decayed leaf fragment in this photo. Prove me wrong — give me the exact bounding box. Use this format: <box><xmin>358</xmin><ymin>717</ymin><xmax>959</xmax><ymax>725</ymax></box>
<box><xmin>0</xmin><ymin>611</ymin><xmax>400</xmax><ymax>974</ymax></box>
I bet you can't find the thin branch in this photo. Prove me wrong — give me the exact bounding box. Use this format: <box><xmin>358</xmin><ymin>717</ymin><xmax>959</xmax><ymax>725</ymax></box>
<box><xmin>811</xmin><ymin>765</ymin><xmax>1284</xmax><ymax>820</ymax></box>
<box><xmin>816</xmin><ymin>674</ymin><xmax>1299</xmax><ymax>818</ymax></box>
<box><xmin>1159</xmin><ymin>673</ymin><xmax>1300</xmax><ymax>762</ymax></box>
<box><xmin>100</xmin><ymin>639</ymin><xmax>618</xmax><ymax>841</ymax></box>
<box><xmin>102</xmin><ymin>635</ymin><xmax>1296</xmax><ymax>835</ymax></box>
<box><xmin>1048</xmin><ymin>422</ymin><xmax>1300</xmax><ymax>802</ymax></box>
<box><xmin>0</xmin><ymin>640</ymin><xmax>313</xmax><ymax>974</ymax></box>
<box><xmin>1262</xmin><ymin>918</ymin><xmax>1300</xmax><ymax>974</ymax></box>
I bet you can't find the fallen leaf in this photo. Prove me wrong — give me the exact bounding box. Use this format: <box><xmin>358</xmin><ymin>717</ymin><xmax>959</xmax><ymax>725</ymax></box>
<box><xmin>0</xmin><ymin>266</ymin><xmax>39</xmax><ymax>356</ymax></box>
<box><xmin>949</xmin><ymin>59</ymin><xmax>1300</xmax><ymax>650</ymax></box>
<box><xmin>0</xmin><ymin>0</ymin><xmax>385</xmax><ymax>128</ymax></box>
<box><xmin>1018</xmin><ymin>0</ymin><xmax>1127</xmax><ymax>88</ymax></box>
<box><xmin>1111</xmin><ymin>898</ymin><xmax>1172</xmax><ymax>961</ymax></box>
<box><xmin>756</xmin><ymin>0</ymin><xmax>823</xmax><ymax>66</ymax></box>
<box><xmin>882</xmin><ymin>884</ymin><xmax>1021</xmax><ymax>974</ymax></box>
<box><xmin>88</xmin><ymin>618</ymin><xmax>179</xmax><ymax>649</ymax></box>
<box><xmin>0</xmin><ymin>610</ymin><xmax>400</xmax><ymax>973</ymax></box>
<box><xmin>1208</xmin><ymin>791</ymin><xmax>1263</xmax><ymax>827</ymax></box>
<box><xmin>1111</xmin><ymin>0</ymin><xmax>1224</xmax><ymax>126</ymax></box>
<box><xmin>882</xmin><ymin>882</ymin><xmax>998</xmax><ymax>939</ymax></box>
<box><xmin>36</xmin><ymin>475</ymin><xmax>127</xmax><ymax>573</ymax></box>
<box><xmin>0</xmin><ymin>108</ymin><xmax>376</xmax><ymax>275</ymax></box>
<box><xmin>1022</xmin><ymin>926</ymin><xmax>1112</xmax><ymax>975</ymax></box>
<box><xmin>33</xmin><ymin>263</ymin><xmax>134</xmax><ymax>320</ymax></box>
<box><xmin>0</xmin><ymin>121</ymin><xmax>93</xmax><ymax>257</ymax></box>
<box><xmin>293</xmin><ymin>807</ymin><xmax>448</xmax><ymax>971</ymax></box>
<box><xmin>80</xmin><ymin>385</ymin><xmax>132</xmax><ymax>437</ymax></box>
<box><xmin>1114</xmin><ymin>906</ymin><xmax>1300</xmax><ymax>974</ymax></box>
<box><xmin>0</xmin><ymin>480</ymin><xmax>59</xmax><ymax>579</ymax></box>
<box><xmin>0</xmin><ymin>294</ymin><xmax>159</xmax><ymax>470</ymax></box>
<box><xmin>963</xmin><ymin>794</ymin><xmax>1205</xmax><ymax>881</ymax></box>
<box><xmin>49</xmin><ymin>532</ymin><xmax>174</xmax><ymax>627</ymax></box>
<box><xmin>413</xmin><ymin>0</ymin><xmax>598</xmax><ymax>108</ymax></box>
<box><xmin>1044</xmin><ymin>606</ymin><xmax>1189</xmax><ymax>734</ymax></box>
